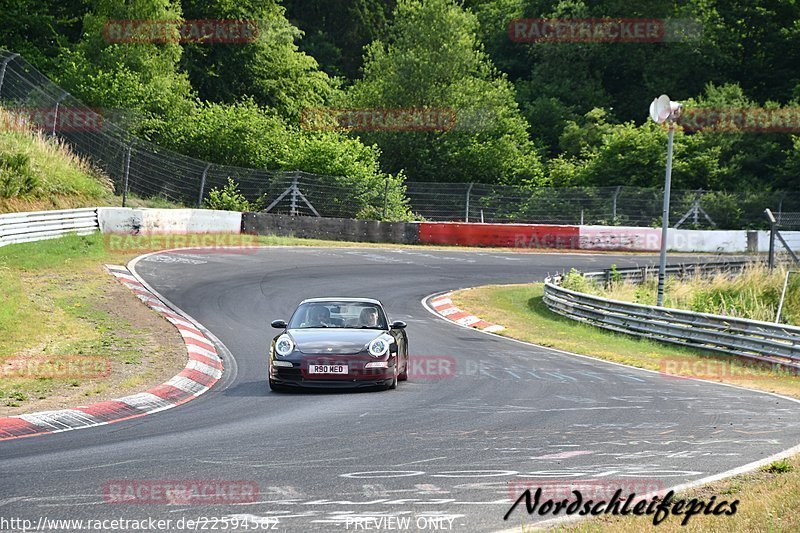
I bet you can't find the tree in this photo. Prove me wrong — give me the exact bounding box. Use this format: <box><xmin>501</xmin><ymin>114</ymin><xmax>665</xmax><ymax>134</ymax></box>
<box><xmin>180</xmin><ymin>0</ymin><xmax>337</xmax><ymax>121</ymax></box>
<box><xmin>283</xmin><ymin>0</ymin><xmax>396</xmax><ymax>79</ymax></box>
<box><xmin>54</xmin><ymin>0</ymin><xmax>195</xmax><ymax>138</ymax></box>
<box><xmin>347</xmin><ymin>0</ymin><xmax>543</xmax><ymax>185</ymax></box>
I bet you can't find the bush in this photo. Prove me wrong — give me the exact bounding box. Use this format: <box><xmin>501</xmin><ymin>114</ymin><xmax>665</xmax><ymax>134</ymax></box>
<box><xmin>0</xmin><ymin>152</ymin><xmax>39</xmax><ymax>197</ymax></box>
<box><xmin>204</xmin><ymin>178</ymin><xmax>256</xmax><ymax>212</ymax></box>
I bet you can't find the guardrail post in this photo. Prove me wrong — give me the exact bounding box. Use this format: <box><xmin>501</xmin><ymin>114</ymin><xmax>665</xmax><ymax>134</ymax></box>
<box><xmin>0</xmin><ymin>53</ymin><xmax>19</xmax><ymax>97</ymax></box>
<box><xmin>121</xmin><ymin>140</ymin><xmax>134</xmax><ymax>207</ymax></box>
<box><xmin>197</xmin><ymin>163</ymin><xmax>211</xmax><ymax>207</ymax></box>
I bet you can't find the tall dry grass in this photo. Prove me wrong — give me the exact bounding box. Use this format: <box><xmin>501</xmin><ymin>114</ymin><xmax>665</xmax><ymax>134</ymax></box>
<box><xmin>0</xmin><ymin>107</ymin><xmax>113</xmax><ymax>211</ymax></box>
<box><xmin>599</xmin><ymin>262</ymin><xmax>800</xmax><ymax>324</ymax></box>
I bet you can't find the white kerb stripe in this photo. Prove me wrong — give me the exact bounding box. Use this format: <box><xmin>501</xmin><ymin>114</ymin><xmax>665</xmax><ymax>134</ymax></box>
<box><xmin>186</xmin><ymin>360</ymin><xmax>223</xmax><ymax>379</ymax></box>
<box><xmin>457</xmin><ymin>315</ymin><xmax>481</xmax><ymax>326</ymax></box>
<box><xmin>166</xmin><ymin>376</ymin><xmax>209</xmax><ymax>395</ymax></box>
<box><xmin>187</xmin><ymin>344</ymin><xmax>219</xmax><ymax>359</ymax></box>
<box><xmin>19</xmin><ymin>410</ymin><xmax>100</xmax><ymax>430</ymax></box>
<box><xmin>118</xmin><ymin>392</ymin><xmax>175</xmax><ymax>413</ymax></box>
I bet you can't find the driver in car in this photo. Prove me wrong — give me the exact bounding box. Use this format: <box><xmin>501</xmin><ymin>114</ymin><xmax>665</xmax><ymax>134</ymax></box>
<box><xmin>360</xmin><ymin>307</ymin><xmax>379</xmax><ymax>328</ymax></box>
<box><xmin>308</xmin><ymin>306</ymin><xmax>333</xmax><ymax>327</ymax></box>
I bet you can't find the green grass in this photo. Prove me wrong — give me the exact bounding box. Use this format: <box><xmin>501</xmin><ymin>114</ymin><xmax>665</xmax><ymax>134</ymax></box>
<box><xmin>0</xmin><ymin>108</ymin><xmax>184</xmax><ymax>213</ymax></box>
<box><xmin>0</xmin><ymin>110</ymin><xmax>112</xmax><ymax>210</ymax></box>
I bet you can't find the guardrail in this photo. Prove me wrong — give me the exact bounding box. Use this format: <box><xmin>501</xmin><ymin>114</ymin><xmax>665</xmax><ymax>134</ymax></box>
<box><xmin>0</xmin><ymin>208</ymin><xmax>99</xmax><ymax>247</ymax></box>
<box><xmin>543</xmin><ymin>279</ymin><xmax>800</xmax><ymax>369</ymax></box>
<box><xmin>579</xmin><ymin>260</ymin><xmax>754</xmax><ymax>286</ymax></box>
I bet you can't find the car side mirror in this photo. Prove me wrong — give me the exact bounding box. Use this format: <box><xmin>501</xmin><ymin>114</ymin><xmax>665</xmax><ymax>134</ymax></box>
<box><xmin>271</xmin><ymin>319</ymin><xmax>288</xmax><ymax>329</ymax></box>
<box><xmin>390</xmin><ymin>320</ymin><xmax>407</xmax><ymax>329</ymax></box>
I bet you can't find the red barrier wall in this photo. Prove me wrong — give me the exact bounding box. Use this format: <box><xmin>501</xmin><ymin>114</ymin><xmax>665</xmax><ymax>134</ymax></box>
<box><xmin>418</xmin><ymin>222</ymin><xmax>580</xmax><ymax>249</ymax></box>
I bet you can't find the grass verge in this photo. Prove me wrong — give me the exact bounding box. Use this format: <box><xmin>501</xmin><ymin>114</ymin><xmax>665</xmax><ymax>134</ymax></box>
<box><xmin>451</xmin><ymin>283</ymin><xmax>800</xmax><ymax>531</ymax></box>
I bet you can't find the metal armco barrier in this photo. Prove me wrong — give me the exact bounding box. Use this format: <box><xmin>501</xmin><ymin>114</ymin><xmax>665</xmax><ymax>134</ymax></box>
<box><xmin>0</xmin><ymin>208</ymin><xmax>99</xmax><ymax>247</ymax></box>
<box><xmin>543</xmin><ymin>280</ymin><xmax>800</xmax><ymax>369</ymax></box>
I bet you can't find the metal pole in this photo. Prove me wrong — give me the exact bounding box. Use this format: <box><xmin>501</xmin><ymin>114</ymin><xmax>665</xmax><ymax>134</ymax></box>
<box><xmin>775</xmin><ymin>271</ymin><xmax>796</xmax><ymax>323</ymax></box>
<box><xmin>121</xmin><ymin>140</ymin><xmax>134</xmax><ymax>207</ymax></box>
<box><xmin>766</xmin><ymin>209</ymin><xmax>777</xmax><ymax>270</ymax></box>
<box><xmin>290</xmin><ymin>173</ymin><xmax>298</xmax><ymax>216</ymax></box>
<box><xmin>197</xmin><ymin>163</ymin><xmax>211</xmax><ymax>207</ymax></box>
<box><xmin>465</xmin><ymin>182</ymin><xmax>474</xmax><ymax>222</ymax></box>
<box><xmin>382</xmin><ymin>178</ymin><xmax>389</xmax><ymax>220</ymax></box>
<box><xmin>612</xmin><ymin>185</ymin><xmax>621</xmax><ymax>221</ymax></box>
<box><xmin>0</xmin><ymin>53</ymin><xmax>19</xmax><ymax>97</ymax></box>
<box><xmin>51</xmin><ymin>93</ymin><xmax>68</xmax><ymax>137</ymax></box>
<box><xmin>657</xmin><ymin>121</ymin><xmax>676</xmax><ymax>307</ymax></box>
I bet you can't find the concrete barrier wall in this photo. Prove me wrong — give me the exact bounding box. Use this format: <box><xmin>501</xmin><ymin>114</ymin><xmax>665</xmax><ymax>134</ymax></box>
<box><xmin>579</xmin><ymin>225</ymin><xmax>661</xmax><ymax>251</ymax></box>
<box><xmin>98</xmin><ymin>208</ymin><xmax>241</xmax><ymax>234</ymax></box>
<box><xmin>242</xmin><ymin>212</ymin><xmax>419</xmax><ymax>244</ymax></box>
<box><xmin>93</xmin><ymin>208</ymin><xmax>800</xmax><ymax>254</ymax></box>
<box><xmin>419</xmin><ymin>222</ymin><xmax>580</xmax><ymax>248</ymax></box>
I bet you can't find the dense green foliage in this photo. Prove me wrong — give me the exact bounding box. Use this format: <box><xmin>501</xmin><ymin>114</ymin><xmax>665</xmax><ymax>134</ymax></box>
<box><xmin>1</xmin><ymin>0</ymin><xmax>799</xmax><ymax>199</ymax></box>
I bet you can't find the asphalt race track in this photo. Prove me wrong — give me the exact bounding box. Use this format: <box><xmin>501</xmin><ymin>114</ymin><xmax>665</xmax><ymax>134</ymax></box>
<box><xmin>2</xmin><ymin>247</ymin><xmax>799</xmax><ymax>532</ymax></box>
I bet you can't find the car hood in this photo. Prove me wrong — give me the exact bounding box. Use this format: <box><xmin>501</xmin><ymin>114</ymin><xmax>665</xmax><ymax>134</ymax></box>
<box><xmin>288</xmin><ymin>329</ymin><xmax>387</xmax><ymax>355</ymax></box>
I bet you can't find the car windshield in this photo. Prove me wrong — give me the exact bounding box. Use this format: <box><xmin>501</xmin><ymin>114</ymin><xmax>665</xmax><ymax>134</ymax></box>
<box><xmin>288</xmin><ymin>301</ymin><xmax>388</xmax><ymax>329</ymax></box>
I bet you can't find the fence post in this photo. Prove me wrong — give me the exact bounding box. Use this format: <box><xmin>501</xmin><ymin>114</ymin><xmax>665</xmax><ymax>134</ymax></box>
<box><xmin>465</xmin><ymin>182</ymin><xmax>474</xmax><ymax>222</ymax></box>
<box><xmin>766</xmin><ymin>208</ymin><xmax>777</xmax><ymax>270</ymax></box>
<box><xmin>197</xmin><ymin>163</ymin><xmax>211</xmax><ymax>207</ymax></box>
<box><xmin>51</xmin><ymin>92</ymin><xmax>68</xmax><ymax>137</ymax></box>
<box><xmin>612</xmin><ymin>186</ymin><xmax>621</xmax><ymax>221</ymax></box>
<box><xmin>0</xmin><ymin>53</ymin><xmax>19</xmax><ymax>97</ymax></box>
<box><xmin>121</xmin><ymin>140</ymin><xmax>134</xmax><ymax>207</ymax></box>
<box><xmin>290</xmin><ymin>173</ymin><xmax>299</xmax><ymax>216</ymax></box>
<box><xmin>382</xmin><ymin>177</ymin><xmax>389</xmax><ymax>220</ymax></box>
<box><xmin>693</xmin><ymin>189</ymin><xmax>702</xmax><ymax>226</ymax></box>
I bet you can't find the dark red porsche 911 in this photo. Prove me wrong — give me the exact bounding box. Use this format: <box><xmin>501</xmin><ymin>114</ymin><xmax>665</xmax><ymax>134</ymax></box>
<box><xmin>268</xmin><ymin>298</ymin><xmax>409</xmax><ymax>391</ymax></box>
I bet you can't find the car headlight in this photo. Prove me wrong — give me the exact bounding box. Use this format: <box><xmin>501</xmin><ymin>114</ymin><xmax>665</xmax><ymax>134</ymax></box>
<box><xmin>368</xmin><ymin>336</ymin><xmax>391</xmax><ymax>357</ymax></box>
<box><xmin>275</xmin><ymin>334</ymin><xmax>294</xmax><ymax>357</ymax></box>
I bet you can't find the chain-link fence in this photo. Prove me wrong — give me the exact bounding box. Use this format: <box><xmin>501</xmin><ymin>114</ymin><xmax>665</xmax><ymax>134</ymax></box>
<box><xmin>1</xmin><ymin>49</ymin><xmax>797</xmax><ymax>228</ymax></box>
<box><xmin>405</xmin><ymin>182</ymin><xmax>800</xmax><ymax>229</ymax></box>
<box><xmin>767</xmin><ymin>211</ymin><xmax>800</xmax><ymax>267</ymax></box>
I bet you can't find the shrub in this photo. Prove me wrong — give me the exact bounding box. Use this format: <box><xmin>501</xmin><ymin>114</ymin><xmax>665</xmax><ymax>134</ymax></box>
<box><xmin>204</xmin><ymin>178</ymin><xmax>255</xmax><ymax>212</ymax></box>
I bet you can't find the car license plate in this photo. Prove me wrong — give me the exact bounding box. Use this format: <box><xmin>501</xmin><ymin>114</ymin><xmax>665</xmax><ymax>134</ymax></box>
<box><xmin>308</xmin><ymin>364</ymin><xmax>348</xmax><ymax>374</ymax></box>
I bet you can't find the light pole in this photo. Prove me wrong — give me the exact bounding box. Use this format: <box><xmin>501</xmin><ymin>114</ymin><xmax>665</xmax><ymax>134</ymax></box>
<box><xmin>649</xmin><ymin>95</ymin><xmax>682</xmax><ymax>307</ymax></box>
